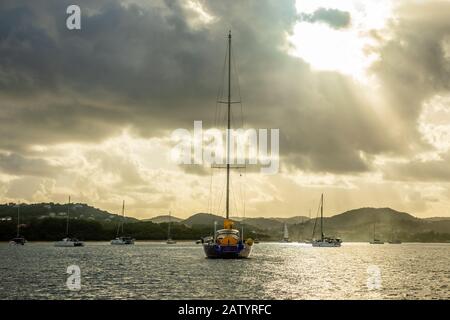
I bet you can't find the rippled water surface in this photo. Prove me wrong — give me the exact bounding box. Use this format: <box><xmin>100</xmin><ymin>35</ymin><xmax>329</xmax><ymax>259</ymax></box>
<box><xmin>1</xmin><ymin>242</ymin><xmax>448</xmax><ymax>299</ymax></box>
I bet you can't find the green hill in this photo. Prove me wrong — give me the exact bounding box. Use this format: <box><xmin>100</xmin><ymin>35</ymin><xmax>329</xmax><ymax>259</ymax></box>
<box><xmin>0</xmin><ymin>202</ymin><xmax>138</xmax><ymax>223</ymax></box>
<box><xmin>144</xmin><ymin>215</ymin><xmax>183</xmax><ymax>224</ymax></box>
<box><xmin>0</xmin><ymin>204</ymin><xmax>449</xmax><ymax>242</ymax></box>
<box><xmin>291</xmin><ymin>207</ymin><xmax>450</xmax><ymax>242</ymax></box>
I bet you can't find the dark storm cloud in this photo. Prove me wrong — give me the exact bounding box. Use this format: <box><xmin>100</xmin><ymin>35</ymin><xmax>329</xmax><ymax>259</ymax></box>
<box><xmin>0</xmin><ymin>97</ymin><xmax>126</xmax><ymax>152</ymax></box>
<box><xmin>0</xmin><ymin>152</ymin><xmax>62</xmax><ymax>177</ymax></box>
<box><xmin>0</xmin><ymin>0</ymin><xmax>449</xmax><ymax>177</ymax></box>
<box><xmin>0</xmin><ymin>0</ymin><xmax>272</xmax><ymax>145</ymax></box>
<box><xmin>299</xmin><ymin>8</ymin><xmax>351</xmax><ymax>29</ymax></box>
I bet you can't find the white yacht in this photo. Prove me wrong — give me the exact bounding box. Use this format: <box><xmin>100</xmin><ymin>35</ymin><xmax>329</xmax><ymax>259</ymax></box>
<box><xmin>111</xmin><ymin>236</ymin><xmax>135</xmax><ymax>245</ymax></box>
<box><xmin>388</xmin><ymin>227</ymin><xmax>401</xmax><ymax>244</ymax></box>
<box><xmin>166</xmin><ymin>211</ymin><xmax>176</xmax><ymax>244</ymax></box>
<box><xmin>312</xmin><ymin>194</ymin><xmax>341</xmax><ymax>247</ymax></box>
<box><xmin>9</xmin><ymin>204</ymin><xmax>26</xmax><ymax>245</ymax></box>
<box><xmin>55</xmin><ymin>237</ymin><xmax>84</xmax><ymax>247</ymax></box>
<box><xmin>281</xmin><ymin>223</ymin><xmax>291</xmax><ymax>242</ymax></box>
<box><xmin>111</xmin><ymin>200</ymin><xmax>135</xmax><ymax>245</ymax></box>
<box><xmin>370</xmin><ymin>223</ymin><xmax>384</xmax><ymax>244</ymax></box>
<box><xmin>54</xmin><ymin>196</ymin><xmax>84</xmax><ymax>247</ymax></box>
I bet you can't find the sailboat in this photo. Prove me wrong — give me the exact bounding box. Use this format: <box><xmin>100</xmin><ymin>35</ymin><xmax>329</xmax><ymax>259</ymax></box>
<box><xmin>9</xmin><ymin>204</ymin><xmax>26</xmax><ymax>245</ymax></box>
<box><xmin>312</xmin><ymin>194</ymin><xmax>341</xmax><ymax>247</ymax></box>
<box><xmin>54</xmin><ymin>196</ymin><xmax>84</xmax><ymax>247</ymax></box>
<box><xmin>202</xmin><ymin>31</ymin><xmax>253</xmax><ymax>259</ymax></box>
<box><xmin>388</xmin><ymin>227</ymin><xmax>401</xmax><ymax>244</ymax></box>
<box><xmin>281</xmin><ymin>223</ymin><xmax>291</xmax><ymax>242</ymax></box>
<box><xmin>111</xmin><ymin>200</ymin><xmax>135</xmax><ymax>245</ymax></box>
<box><xmin>370</xmin><ymin>223</ymin><xmax>384</xmax><ymax>244</ymax></box>
<box><xmin>166</xmin><ymin>211</ymin><xmax>176</xmax><ymax>244</ymax></box>
<box><xmin>299</xmin><ymin>209</ymin><xmax>312</xmax><ymax>243</ymax></box>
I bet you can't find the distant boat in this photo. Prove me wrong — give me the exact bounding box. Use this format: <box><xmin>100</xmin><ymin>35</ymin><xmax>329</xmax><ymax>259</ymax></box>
<box><xmin>281</xmin><ymin>223</ymin><xmax>291</xmax><ymax>242</ymax></box>
<box><xmin>55</xmin><ymin>196</ymin><xmax>84</xmax><ymax>247</ymax></box>
<box><xmin>312</xmin><ymin>194</ymin><xmax>341</xmax><ymax>247</ymax></box>
<box><xmin>370</xmin><ymin>223</ymin><xmax>384</xmax><ymax>244</ymax></box>
<box><xmin>9</xmin><ymin>204</ymin><xmax>26</xmax><ymax>245</ymax></box>
<box><xmin>55</xmin><ymin>237</ymin><xmax>84</xmax><ymax>247</ymax></box>
<box><xmin>201</xmin><ymin>32</ymin><xmax>253</xmax><ymax>259</ymax></box>
<box><xmin>111</xmin><ymin>200</ymin><xmax>135</xmax><ymax>245</ymax></box>
<box><xmin>166</xmin><ymin>211</ymin><xmax>176</xmax><ymax>244</ymax></box>
<box><xmin>388</xmin><ymin>227</ymin><xmax>401</xmax><ymax>244</ymax></box>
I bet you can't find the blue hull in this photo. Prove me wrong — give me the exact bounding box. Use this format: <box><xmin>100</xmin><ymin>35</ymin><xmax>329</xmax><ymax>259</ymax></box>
<box><xmin>203</xmin><ymin>243</ymin><xmax>251</xmax><ymax>259</ymax></box>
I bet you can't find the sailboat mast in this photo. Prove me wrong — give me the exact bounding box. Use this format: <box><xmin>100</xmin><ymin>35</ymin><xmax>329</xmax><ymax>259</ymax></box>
<box><xmin>225</xmin><ymin>31</ymin><xmax>231</xmax><ymax>220</ymax></box>
<box><xmin>168</xmin><ymin>211</ymin><xmax>171</xmax><ymax>239</ymax></box>
<box><xmin>66</xmin><ymin>196</ymin><xmax>70</xmax><ymax>236</ymax></box>
<box><xmin>373</xmin><ymin>223</ymin><xmax>376</xmax><ymax>240</ymax></box>
<box><xmin>320</xmin><ymin>194</ymin><xmax>324</xmax><ymax>241</ymax></box>
<box><xmin>121</xmin><ymin>200</ymin><xmax>125</xmax><ymax>235</ymax></box>
<box><xmin>16</xmin><ymin>204</ymin><xmax>20</xmax><ymax>237</ymax></box>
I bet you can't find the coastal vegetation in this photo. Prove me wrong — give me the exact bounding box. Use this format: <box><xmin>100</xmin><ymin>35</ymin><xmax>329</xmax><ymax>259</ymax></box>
<box><xmin>0</xmin><ymin>203</ymin><xmax>449</xmax><ymax>242</ymax></box>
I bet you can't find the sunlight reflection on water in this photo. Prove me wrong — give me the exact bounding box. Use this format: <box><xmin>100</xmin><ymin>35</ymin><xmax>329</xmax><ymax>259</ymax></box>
<box><xmin>0</xmin><ymin>242</ymin><xmax>448</xmax><ymax>299</ymax></box>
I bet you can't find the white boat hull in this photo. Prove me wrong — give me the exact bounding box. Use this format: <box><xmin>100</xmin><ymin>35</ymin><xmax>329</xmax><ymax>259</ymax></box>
<box><xmin>9</xmin><ymin>237</ymin><xmax>26</xmax><ymax>245</ymax></box>
<box><xmin>111</xmin><ymin>238</ymin><xmax>135</xmax><ymax>245</ymax></box>
<box><xmin>110</xmin><ymin>240</ymin><xmax>134</xmax><ymax>245</ymax></box>
<box><xmin>54</xmin><ymin>238</ymin><xmax>84</xmax><ymax>247</ymax></box>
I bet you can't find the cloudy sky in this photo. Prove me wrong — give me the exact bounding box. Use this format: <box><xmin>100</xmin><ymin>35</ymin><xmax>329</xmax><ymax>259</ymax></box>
<box><xmin>1</xmin><ymin>0</ymin><xmax>450</xmax><ymax>219</ymax></box>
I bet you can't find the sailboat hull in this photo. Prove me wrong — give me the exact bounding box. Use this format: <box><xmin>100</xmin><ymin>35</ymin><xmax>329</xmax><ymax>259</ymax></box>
<box><xmin>203</xmin><ymin>243</ymin><xmax>252</xmax><ymax>259</ymax></box>
<box><xmin>54</xmin><ymin>242</ymin><xmax>84</xmax><ymax>247</ymax></box>
<box><xmin>54</xmin><ymin>238</ymin><xmax>84</xmax><ymax>247</ymax></box>
<box><xmin>9</xmin><ymin>237</ymin><xmax>26</xmax><ymax>245</ymax></box>
<box><xmin>111</xmin><ymin>237</ymin><xmax>135</xmax><ymax>245</ymax></box>
<box><xmin>312</xmin><ymin>241</ymin><xmax>341</xmax><ymax>247</ymax></box>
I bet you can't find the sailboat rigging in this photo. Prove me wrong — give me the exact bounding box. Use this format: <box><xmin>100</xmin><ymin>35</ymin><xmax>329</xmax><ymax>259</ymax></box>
<box><xmin>370</xmin><ymin>222</ymin><xmax>384</xmax><ymax>244</ymax></box>
<box><xmin>202</xmin><ymin>31</ymin><xmax>254</xmax><ymax>258</ymax></box>
<box><xmin>388</xmin><ymin>227</ymin><xmax>401</xmax><ymax>244</ymax></box>
<box><xmin>111</xmin><ymin>200</ymin><xmax>135</xmax><ymax>245</ymax></box>
<box><xmin>312</xmin><ymin>194</ymin><xmax>341</xmax><ymax>247</ymax></box>
<box><xmin>282</xmin><ymin>223</ymin><xmax>291</xmax><ymax>242</ymax></box>
<box><xmin>9</xmin><ymin>204</ymin><xmax>26</xmax><ymax>245</ymax></box>
<box><xmin>166</xmin><ymin>211</ymin><xmax>176</xmax><ymax>244</ymax></box>
<box><xmin>54</xmin><ymin>196</ymin><xmax>84</xmax><ymax>247</ymax></box>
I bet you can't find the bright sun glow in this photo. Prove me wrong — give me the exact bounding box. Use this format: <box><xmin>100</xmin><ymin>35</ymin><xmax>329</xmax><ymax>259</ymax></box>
<box><xmin>288</xmin><ymin>0</ymin><xmax>393</xmax><ymax>81</ymax></box>
<box><xmin>183</xmin><ymin>0</ymin><xmax>216</xmax><ymax>28</ymax></box>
